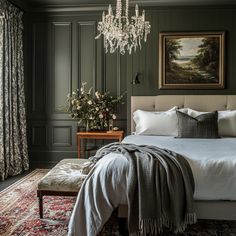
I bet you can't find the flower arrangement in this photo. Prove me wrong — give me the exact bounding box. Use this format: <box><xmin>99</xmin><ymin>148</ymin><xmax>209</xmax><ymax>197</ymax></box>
<box><xmin>67</xmin><ymin>82</ymin><xmax>125</xmax><ymax>131</ymax></box>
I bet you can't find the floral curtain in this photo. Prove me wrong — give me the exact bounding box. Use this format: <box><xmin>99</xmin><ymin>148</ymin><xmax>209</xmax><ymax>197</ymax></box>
<box><xmin>0</xmin><ymin>0</ymin><xmax>29</xmax><ymax>180</ymax></box>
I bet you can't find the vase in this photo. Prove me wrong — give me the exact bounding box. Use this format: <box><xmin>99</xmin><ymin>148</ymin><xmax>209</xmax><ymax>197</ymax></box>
<box><xmin>109</xmin><ymin>119</ymin><xmax>113</xmax><ymax>131</ymax></box>
<box><xmin>85</xmin><ymin>121</ymin><xmax>90</xmax><ymax>132</ymax></box>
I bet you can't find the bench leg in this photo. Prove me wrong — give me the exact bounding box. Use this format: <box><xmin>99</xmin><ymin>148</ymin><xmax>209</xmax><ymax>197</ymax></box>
<box><xmin>37</xmin><ymin>191</ymin><xmax>43</xmax><ymax>219</ymax></box>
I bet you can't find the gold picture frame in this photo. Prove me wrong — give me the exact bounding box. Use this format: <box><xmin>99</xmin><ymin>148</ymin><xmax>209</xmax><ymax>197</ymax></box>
<box><xmin>159</xmin><ymin>31</ymin><xmax>225</xmax><ymax>89</ymax></box>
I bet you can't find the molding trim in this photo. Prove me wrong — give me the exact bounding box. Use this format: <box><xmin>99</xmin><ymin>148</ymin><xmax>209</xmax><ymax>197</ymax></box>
<box><xmin>51</xmin><ymin>22</ymin><xmax>72</xmax><ymax>114</ymax></box>
<box><xmin>52</xmin><ymin>126</ymin><xmax>72</xmax><ymax>147</ymax></box>
<box><xmin>32</xmin><ymin>125</ymin><xmax>47</xmax><ymax>147</ymax></box>
<box><xmin>131</xmin><ymin>0</ymin><xmax>236</xmax><ymax>6</ymax></box>
<box><xmin>32</xmin><ymin>23</ymin><xmax>46</xmax><ymax>114</ymax></box>
<box><xmin>30</xmin><ymin>4</ymin><xmax>109</xmax><ymax>13</ymax></box>
<box><xmin>13</xmin><ymin>1</ymin><xmax>236</xmax><ymax>12</ymax></box>
<box><xmin>116</xmin><ymin>53</ymin><xmax>121</xmax><ymax>97</ymax></box>
<box><xmin>10</xmin><ymin>0</ymin><xmax>30</xmax><ymax>11</ymax></box>
<box><xmin>77</xmin><ymin>21</ymin><xmax>97</xmax><ymax>91</ymax></box>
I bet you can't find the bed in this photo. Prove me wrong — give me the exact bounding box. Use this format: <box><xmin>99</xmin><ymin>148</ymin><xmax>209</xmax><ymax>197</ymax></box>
<box><xmin>121</xmin><ymin>95</ymin><xmax>236</xmax><ymax>220</ymax></box>
<box><xmin>68</xmin><ymin>95</ymin><xmax>236</xmax><ymax>236</ymax></box>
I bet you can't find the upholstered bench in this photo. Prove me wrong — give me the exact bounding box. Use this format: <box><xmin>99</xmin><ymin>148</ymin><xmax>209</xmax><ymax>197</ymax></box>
<box><xmin>37</xmin><ymin>158</ymin><xmax>88</xmax><ymax>218</ymax></box>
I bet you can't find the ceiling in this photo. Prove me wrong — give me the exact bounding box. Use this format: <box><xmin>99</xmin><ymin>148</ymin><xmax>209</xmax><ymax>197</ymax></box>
<box><xmin>16</xmin><ymin>0</ymin><xmax>236</xmax><ymax>6</ymax></box>
<box><xmin>11</xmin><ymin>0</ymin><xmax>236</xmax><ymax>11</ymax></box>
<box><xmin>24</xmin><ymin>0</ymin><xmax>114</xmax><ymax>6</ymax></box>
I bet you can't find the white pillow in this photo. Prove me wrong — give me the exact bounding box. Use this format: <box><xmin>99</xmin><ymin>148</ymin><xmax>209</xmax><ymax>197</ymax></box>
<box><xmin>184</xmin><ymin>108</ymin><xmax>209</xmax><ymax>117</ymax></box>
<box><xmin>181</xmin><ymin>108</ymin><xmax>236</xmax><ymax>137</ymax></box>
<box><xmin>133</xmin><ymin>107</ymin><xmax>178</xmax><ymax>136</ymax></box>
<box><xmin>218</xmin><ymin>110</ymin><xmax>236</xmax><ymax>137</ymax></box>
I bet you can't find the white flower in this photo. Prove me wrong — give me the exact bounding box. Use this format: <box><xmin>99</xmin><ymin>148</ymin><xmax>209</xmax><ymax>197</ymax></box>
<box><xmin>71</xmin><ymin>99</ymin><xmax>76</xmax><ymax>105</ymax></box>
<box><xmin>88</xmin><ymin>100</ymin><xmax>92</xmax><ymax>105</ymax></box>
<box><xmin>88</xmin><ymin>87</ymin><xmax>93</xmax><ymax>94</ymax></box>
<box><xmin>77</xmin><ymin>106</ymin><xmax>81</xmax><ymax>110</ymax></box>
<box><xmin>96</xmin><ymin>107</ymin><xmax>99</xmax><ymax>111</ymax></box>
<box><xmin>99</xmin><ymin>114</ymin><xmax>103</xmax><ymax>119</ymax></box>
<box><xmin>106</xmin><ymin>108</ymin><xmax>109</xmax><ymax>111</ymax></box>
<box><xmin>95</xmin><ymin>91</ymin><xmax>100</xmax><ymax>99</ymax></box>
<box><xmin>72</xmin><ymin>91</ymin><xmax>76</xmax><ymax>95</ymax></box>
<box><xmin>112</xmin><ymin>114</ymin><xmax>117</xmax><ymax>120</ymax></box>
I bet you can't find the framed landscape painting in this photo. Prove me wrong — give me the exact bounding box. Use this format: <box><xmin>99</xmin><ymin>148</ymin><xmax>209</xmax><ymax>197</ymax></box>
<box><xmin>159</xmin><ymin>32</ymin><xmax>225</xmax><ymax>89</ymax></box>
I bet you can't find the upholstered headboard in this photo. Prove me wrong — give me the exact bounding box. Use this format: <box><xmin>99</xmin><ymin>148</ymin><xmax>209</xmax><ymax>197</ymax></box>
<box><xmin>131</xmin><ymin>95</ymin><xmax>236</xmax><ymax>133</ymax></box>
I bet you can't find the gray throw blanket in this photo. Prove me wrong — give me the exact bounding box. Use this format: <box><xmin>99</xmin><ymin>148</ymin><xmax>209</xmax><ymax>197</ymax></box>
<box><xmin>89</xmin><ymin>142</ymin><xmax>197</xmax><ymax>236</ymax></box>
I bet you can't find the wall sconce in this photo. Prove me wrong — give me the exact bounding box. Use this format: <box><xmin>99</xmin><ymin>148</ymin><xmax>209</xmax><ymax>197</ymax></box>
<box><xmin>131</xmin><ymin>72</ymin><xmax>141</xmax><ymax>85</ymax></box>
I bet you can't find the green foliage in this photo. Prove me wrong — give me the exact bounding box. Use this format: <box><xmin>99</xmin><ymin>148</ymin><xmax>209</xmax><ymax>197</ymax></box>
<box><xmin>192</xmin><ymin>38</ymin><xmax>219</xmax><ymax>77</ymax></box>
<box><xmin>166</xmin><ymin>39</ymin><xmax>182</xmax><ymax>69</ymax></box>
<box><xmin>66</xmin><ymin>82</ymin><xmax>125</xmax><ymax>130</ymax></box>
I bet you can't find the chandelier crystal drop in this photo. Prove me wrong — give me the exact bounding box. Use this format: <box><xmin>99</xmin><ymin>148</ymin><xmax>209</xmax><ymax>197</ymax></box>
<box><xmin>95</xmin><ymin>0</ymin><xmax>151</xmax><ymax>55</ymax></box>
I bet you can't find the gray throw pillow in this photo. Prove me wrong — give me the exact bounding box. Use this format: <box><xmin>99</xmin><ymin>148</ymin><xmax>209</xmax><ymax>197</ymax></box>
<box><xmin>176</xmin><ymin>110</ymin><xmax>219</xmax><ymax>138</ymax></box>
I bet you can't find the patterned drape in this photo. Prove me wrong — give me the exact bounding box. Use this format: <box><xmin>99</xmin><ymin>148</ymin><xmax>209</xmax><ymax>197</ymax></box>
<box><xmin>0</xmin><ymin>0</ymin><xmax>29</xmax><ymax>180</ymax></box>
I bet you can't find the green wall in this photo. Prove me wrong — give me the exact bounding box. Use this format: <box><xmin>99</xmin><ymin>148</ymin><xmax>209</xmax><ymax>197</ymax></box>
<box><xmin>26</xmin><ymin>5</ymin><xmax>236</xmax><ymax>165</ymax></box>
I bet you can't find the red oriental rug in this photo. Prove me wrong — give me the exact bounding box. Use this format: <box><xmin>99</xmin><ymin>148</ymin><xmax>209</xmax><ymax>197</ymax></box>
<box><xmin>1</xmin><ymin>169</ymin><xmax>236</xmax><ymax>236</ymax></box>
<box><xmin>0</xmin><ymin>169</ymin><xmax>75</xmax><ymax>236</ymax></box>
<box><xmin>0</xmin><ymin>169</ymin><xmax>118</xmax><ymax>236</ymax></box>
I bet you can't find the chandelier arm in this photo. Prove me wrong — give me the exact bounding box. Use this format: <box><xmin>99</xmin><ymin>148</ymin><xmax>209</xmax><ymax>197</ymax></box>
<box><xmin>126</xmin><ymin>0</ymin><xmax>129</xmax><ymax>22</ymax></box>
<box><xmin>116</xmin><ymin>0</ymin><xmax>121</xmax><ymax>19</ymax></box>
<box><xmin>120</xmin><ymin>0</ymin><xmax>122</xmax><ymax>27</ymax></box>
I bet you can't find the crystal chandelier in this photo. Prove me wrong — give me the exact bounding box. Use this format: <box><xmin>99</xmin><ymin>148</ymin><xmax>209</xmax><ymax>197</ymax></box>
<box><xmin>95</xmin><ymin>0</ymin><xmax>151</xmax><ymax>55</ymax></box>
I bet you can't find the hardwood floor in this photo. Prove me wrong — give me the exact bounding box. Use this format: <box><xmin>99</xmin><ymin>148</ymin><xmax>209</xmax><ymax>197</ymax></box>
<box><xmin>0</xmin><ymin>162</ymin><xmax>56</xmax><ymax>192</ymax></box>
<box><xmin>0</xmin><ymin>170</ymin><xmax>33</xmax><ymax>191</ymax></box>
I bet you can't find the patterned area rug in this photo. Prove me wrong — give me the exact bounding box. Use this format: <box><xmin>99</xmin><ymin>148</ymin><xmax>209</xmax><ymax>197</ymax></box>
<box><xmin>0</xmin><ymin>169</ymin><xmax>236</xmax><ymax>236</ymax></box>
<box><xmin>0</xmin><ymin>169</ymin><xmax>76</xmax><ymax>236</ymax></box>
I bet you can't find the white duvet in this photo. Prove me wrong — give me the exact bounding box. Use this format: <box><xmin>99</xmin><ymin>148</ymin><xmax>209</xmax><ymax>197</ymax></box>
<box><xmin>68</xmin><ymin>135</ymin><xmax>236</xmax><ymax>236</ymax></box>
<box><xmin>124</xmin><ymin>135</ymin><xmax>236</xmax><ymax>200</ymax></box>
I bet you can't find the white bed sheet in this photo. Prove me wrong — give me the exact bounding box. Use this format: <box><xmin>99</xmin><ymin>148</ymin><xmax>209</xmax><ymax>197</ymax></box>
<box><xmin>123</xmin><ymin>135</ymin><xmax>236</xmax><ymax>200</ymax></box>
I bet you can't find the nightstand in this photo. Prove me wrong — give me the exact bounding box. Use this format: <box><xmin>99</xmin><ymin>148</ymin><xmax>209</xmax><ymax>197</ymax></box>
<box><xmin>77</xmin><ymin>131</ymin><xmax>124</xmax><ymax>159</ymax></box>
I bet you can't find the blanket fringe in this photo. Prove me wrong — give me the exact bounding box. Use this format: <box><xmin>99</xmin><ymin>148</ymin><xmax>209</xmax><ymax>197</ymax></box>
<box><xmin>174</xmin><ymin>213</ymin><xmax>197</xmax><ymax>233</ymax></box>
<box><xmin>130</xmin><ymin>213</ymin><xmax>197</xmax><ymax>236</ymax></box>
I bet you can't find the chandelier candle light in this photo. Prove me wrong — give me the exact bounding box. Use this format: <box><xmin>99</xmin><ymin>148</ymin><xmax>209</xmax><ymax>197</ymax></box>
<box><xmin>95</xmin><ymin>0</ymin><xmax>151</xmax><ymax>55</ymax></box>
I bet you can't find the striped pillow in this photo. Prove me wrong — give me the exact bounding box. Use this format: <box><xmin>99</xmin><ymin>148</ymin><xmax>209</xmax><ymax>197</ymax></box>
<box><xmin>176</xmin><ymin>110</ymin><xmax>219</xmax><ymax>138</ymax></box>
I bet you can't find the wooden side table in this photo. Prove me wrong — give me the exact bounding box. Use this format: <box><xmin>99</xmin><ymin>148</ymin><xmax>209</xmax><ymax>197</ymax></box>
<box><xmin>77</xmin><ymin>131</ymin><xmax>124</xmax><ymax>159</ymax></box>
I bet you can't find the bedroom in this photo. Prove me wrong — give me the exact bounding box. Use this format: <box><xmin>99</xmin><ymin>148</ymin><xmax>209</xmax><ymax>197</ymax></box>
<box><xmin>0</xmin><ymin>0</ymin><xmax>236</xmax><ymax>235</ymax></box>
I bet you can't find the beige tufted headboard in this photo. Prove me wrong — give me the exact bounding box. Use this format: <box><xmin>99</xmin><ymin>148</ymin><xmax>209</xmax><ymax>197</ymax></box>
<box><xmin>131</xmin><ymin>95</ymin><xmax>236</xmax><ymax>133</ymax></box>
